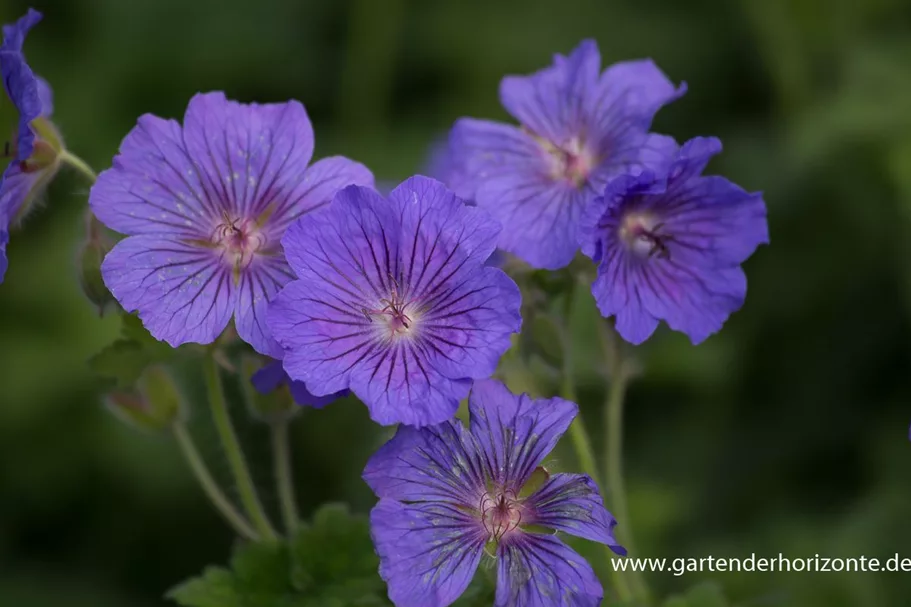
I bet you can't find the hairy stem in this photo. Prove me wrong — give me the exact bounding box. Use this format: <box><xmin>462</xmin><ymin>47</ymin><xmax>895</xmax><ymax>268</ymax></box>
<box><xmin>599</xmin><ymin>320</ymin><xmax>649</xmax><ymax>602</ymax></box>
<box><xmin>272</xmin><ymin>421</ymin><xmax>299</xmax><ymax>534</ymax></box>
<box><xmin>560</xmin><ymin>285</ymin><xmax>634</xmax><ymax>601</ymax></box>
<box><xmin>204</xmin><ymin>355</ymin><xmax>277</xmax><ymax>541</ymax></box>
<box><xmin>60</xmin><ymin>150</ymin><xmax>97</xmax><ymax>183</ymax></box>
<box><xmin>173</xmin><ymin>423</ymin><xmax>259</xmax><ymax>541</ymax></box>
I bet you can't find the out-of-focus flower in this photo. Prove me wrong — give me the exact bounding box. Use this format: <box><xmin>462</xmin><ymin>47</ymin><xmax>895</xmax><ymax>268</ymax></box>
<box><xmin>579</xmin><ymin>136</ymin><xmax>768</xmax><ymax>344</ymax></box>
<box><xmin>90</xmin><ymin>92</ymin><xmax>372</xmax><ymax>353</ymax></box>
<box><xmin>447</xmin><ymin>39</ymin><xmax>684</xmax><ymax>270</ymax></box>
<box><xmin>250</xmin><ymin>359</ymin><xmax>348</xmax><ymax>409</ymax></box>
<box><xmin>267</xmin><ymin>176</ymin><xmax>522</xmax><ymax>427</ymax></box>
<box><xmin>364</xmin><ymin>379</ymin><xmax>625</xmax><ymax>607</ymax></box>
<box><xmin>0</xmin><ymin>8</ymin><xmax>63</xmax><ymax>283</ymax></box>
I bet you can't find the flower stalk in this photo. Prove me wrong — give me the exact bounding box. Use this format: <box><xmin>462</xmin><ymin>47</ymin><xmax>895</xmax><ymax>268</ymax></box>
<box><xmin>203</xmin><ymin>354</ymin><xmax>277</xmax><ymax>541</ymax></box>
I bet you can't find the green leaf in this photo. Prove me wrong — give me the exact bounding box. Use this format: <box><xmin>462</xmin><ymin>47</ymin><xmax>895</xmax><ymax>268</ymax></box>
<box><xmin>168</xmin><ymin>504</ymin><xmax>392</xmax><ymax>606</ymax></box>
<box><xmin>290</xmin><ymin>503</ymin><xmax>387</xmax><ymax>601</ymax></box>
<box><xmin>89</xmin><ymin>313</ymin><xmax>177</xmax><ymax>388</ymax></box>
<box><xmin>661</xmin><ymin>581</ymin><xmax>729</xmax><ymax>607</ymax></box>
<box><xmin>167</xmin><ymin>567</ymin><xmax>242</xmax><ymax>607</ymax></box>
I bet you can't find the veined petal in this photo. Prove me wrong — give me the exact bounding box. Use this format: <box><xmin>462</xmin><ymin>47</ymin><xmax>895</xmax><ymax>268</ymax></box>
<box><xmin>389</xmin><ymin>175</ymin><xmax>500</xmax><ymax>267</ymax></box>
<box><xmin>363</xmin><ymin>422</ymin><xmax>486</xmax><ymax>504</ymax></box>
<box><xmin>269</xmin><ymin>155</ymin><xmax>374</xmax><ymax>233</ymax></box>
<box><xmin>89</xmin><ymin>114</ymin><xmax>216</xmax><ymax>238</ymax></box>
<box><xmin>524</xmin><ymin>473</ymin><xmax>625</xmax><ymax>552</ymax></box>
<box><xmin>495</xmin><ymin>534</ymin><xmax>602</xmax><ymax>607</ymax></box>
<box><xmin>499</xmin><ymin>40</ymin><xmax>601</xmax><ymax>145</ymax></box>
<box><xmin>181</xmin><ymin>92</ymin><xmax>315</xmax><ymax>220</ymax></box>
<box><xmin>587</xmin><ymin>58</ymin><xmax>685</xmax><ymax>146</ymax></box>
<box><xmin>371</xmin><ymin>499</ymin><xmax>485</xmax><ymax>607</ymax></box>
<box><xmin>0</xmin><ymin>49</ymin><xmax>41</xmax><ymax>166</ymax></box>
<box><xmin>101</xmin><ymin>235</ymin><xmax>236</xmax><ymax>346</ymax></box>
<box><xmin>234</xmin><ymin>254</ymin><xmax>295</xmax><ymax>357</ymax></box>
<box><xmin>468</xmin><ymin>379</ymin><xmax>577</xmax><ymax>487</ymax></box>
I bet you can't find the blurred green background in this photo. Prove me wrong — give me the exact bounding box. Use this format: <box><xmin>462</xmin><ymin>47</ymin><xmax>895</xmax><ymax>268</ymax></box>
<box><xmin>2</xmin><ymin>0</ymin><xmax>911</xmax><ymax>605</ymax></box>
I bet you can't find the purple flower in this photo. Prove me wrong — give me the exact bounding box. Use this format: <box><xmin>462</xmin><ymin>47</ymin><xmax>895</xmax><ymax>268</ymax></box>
<box><xmin>267</xmin><ymin>176</ymin><xmax>522</xmax><ymax>427</ymax></box>
<box><xmin>1</xmin><ymin>8</ymin><xmax>60</xmax><ymax>283</ymax></box>
<box><xmin>251</xmin><ymin>359</ymin><xmax>348</xmax><ymax>408</ymax></box>
<box><xmin>579</xmin><ymin>136</ymin><xmax>768</xmax><ymax>344</ymax></box>
<box><xmin>90</xmin><ymin>92</ymin><xmax>373</xmax><ymax>355</ymax></box>
<box><xmin>364</xmin><ymin>379</ymin><xmax>625</xmax><ymax>607</ymax></box>
<box><xmin>447</xmin><ymin>39</ymin><xmax>684</xmax><ymax>270</ymax></box>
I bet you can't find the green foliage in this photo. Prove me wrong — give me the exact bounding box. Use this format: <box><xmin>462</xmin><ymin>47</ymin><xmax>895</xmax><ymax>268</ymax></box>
<box><xmin>167</xmin><ymin>504</ymin><xmax>390</xmax><ymax>607</ymax></box>
<box><xmin>661</xmin><ymin>582</ymin><xmax>728</xmax><ymax>607</ymax></box>
<box><xmin>89</xmin><ymin>313</ymin><xmax>178</xmax><ymax>389</ymax></box>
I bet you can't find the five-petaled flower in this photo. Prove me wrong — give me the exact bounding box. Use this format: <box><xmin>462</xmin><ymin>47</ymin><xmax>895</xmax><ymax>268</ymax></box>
<box><xmin>267</xmin><ymin>176</ymin><xmax>522</xmax><ymax>427</ymax></box>
<box><xmin>90</xmin><ymin>92</ymin><xmax>373</xmax><ymax>355</ymax></box>
<box><xmin>579</xmin><ymin>136</ymin><xmax>769</xmax><ymax>344</ymax></box>
<box><xmin>364</xmin><ymin>379</ymin><xmax>625</xmax><ymax>607</ymax></box>
<box><xmin>445</xmin><ymin>39</ymin><xmax>684</xmax><ymax>270</ymax></box>
<box><xmin>0</xmin><ymin>8</ymin><xmax>62</xmax><ymax>284</ymax></box>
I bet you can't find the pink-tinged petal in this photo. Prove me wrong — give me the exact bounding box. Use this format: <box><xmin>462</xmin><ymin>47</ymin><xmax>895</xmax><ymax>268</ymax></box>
<box><xmin>468</xmin><ymin>379</ymin><xmax>577</xmax><ymax>487</ymax></box>
<box><xmin>524</xmin><ymin>473</ymin><xmax>625</xmax><ymax>553</ymax></box>
<box><xmin>371</xmin><ymin>499</ymin><xmax>485</xmax><ymax>607</ymax></box>
<box><xmin>495</xmin><ymin>534</ymin><xmax>603</xmax><ymax>607</ymax></box>
<box><xmin>363</xmin><ymin>421</ymin><xmax>485</xmax><ymax>504</ymax></box>
<box><xmin>499</xmin><ymin>40</ymin><xmax>601</xmax><ymax>145</ymax></box>
<box><xmin>181</xmin><ymin>92</ymin><xmax>315</xmax><ymax>221</ymax></box>
<box><xmin>448</xmin><ymin>119</ymin><xmax>593</xmax><ymax>269</ymax></box>
<box><xmin>89</xmin><ymin>114</ymin><xmax>215</xmax><ymax>238</ymax></box>
<box><xmin>234</xmin><ymin>255</ymin><xmax>295</xmax><ymax>357</ymax></box>
<box><xmin>101</xmin><ymin>235</ymin><xmax>235</xmax><ymax>346</ymax></box>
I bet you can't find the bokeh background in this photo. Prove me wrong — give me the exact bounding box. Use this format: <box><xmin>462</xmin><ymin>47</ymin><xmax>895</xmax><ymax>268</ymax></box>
<box><xmin>2</xmin><ymin>0</ymin><xmax>911</xmax><ymax>605</ymax></box>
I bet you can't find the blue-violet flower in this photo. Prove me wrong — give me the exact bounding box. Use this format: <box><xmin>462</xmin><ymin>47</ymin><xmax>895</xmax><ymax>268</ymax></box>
<box><xmin>446</xmin><ymin>39</ymin><xmax>684</xmax><ymax>270</ymax></box>
<box><xmin>1</xmin><ymin>8</ymin><xmax>61</xmax><ymax>283</ymax></box>
<box><xmin>579</xmin><ymin>136</ymin><xmax>768</xmax><ymax>344</ymax></box>
<box><xmin>267</xmin><ymin>176</ymin><xmax>522</xmax><ymax>427</ymax></box>
<box><xmin>90</xmin><ymin>92</ymin><xmax>373</xmax><ymax>354</ymax></box>
<box><xmin>364</xmin><ymin>378</ymin><xmax>625</xmax><ymax>607</ymax></box>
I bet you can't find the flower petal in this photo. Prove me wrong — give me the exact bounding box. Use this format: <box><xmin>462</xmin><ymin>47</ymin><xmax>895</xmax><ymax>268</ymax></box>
<box><xmin>495</xmin><ymin>534</ymin><xmax>602</xmax><ymax>607</ymax></box>
<box><xmin>447</xmin><ymin>118</ymin><xmax>585</xmax><ymax>269</ymax></box>
<box><xmin>101</xmin><ymin>235</ymin><xmax>235</xmax><ymax>346</ymax></box>
<box><xmin>499</xmin><ymin>40</ymin><xmax>601</xmax><ymax>145</ymax></box>
<box><xmin>181</xmin><ymin>92</ymin><xmax>315</xmax><ymax>221</ymax></box>
<box><xmin>89</xmin><ymin>114</ymin><xmax>216</xmax><ymax>238</ymax></box>
<box><xmin>524</xmin><ymin>473</ymin><xmax>625</xmax><ymax>553</ymax></box>
<box><xmin>587</xmin><ymin>58</ymin><xmax>685</xmax><ymax>145</ymax></box>
<box><xmin>468</xmin><ymin>379</ymin><xmax>577</xmax><ymax>487</ymax></box>
<box><xmin>269</xmin><ymin>155</ymin><xmax>374</xmax><ymax>233</ymax></box>
<box><xmin>0</xmin><ymin>48</ymin><xmax>41</xmax><ymax>166</ymax></box>
<box><xmin>363</xmin><ymin>421</ymin><xmax>485</xmax><ymax>504</ymax></box>
<box><xmin>371</xmin><ymin>498</ymin><xmax>485</xmax><ymax>607</ymax></box>
<box><xmin>234</xmin><ymin>254</ymin><xmax>295</xmax><ymax>357</ymax></box>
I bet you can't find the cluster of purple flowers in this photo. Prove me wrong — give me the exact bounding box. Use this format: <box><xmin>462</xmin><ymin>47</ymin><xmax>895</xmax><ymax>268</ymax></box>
<box><xmin>4</xmin><ymin>9</ymin><xmax>769</xmax><ymax>605</ymax></box>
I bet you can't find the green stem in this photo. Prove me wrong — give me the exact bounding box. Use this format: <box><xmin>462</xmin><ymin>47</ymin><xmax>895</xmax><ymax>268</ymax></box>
<box><xmin>204</xmin><ymin>355</ymin><xmax>277</xmax><ymax>541</ymax></box>
<box><xmin>272</xmin><ymin>421</ymin><xmax>299</xmax><ymax>534</ymax></box>
<box><xmin>60</xmin><ymin>150</ymin><xmax>97</xmax><ymax>183</ymax></box>
<box><xmin>559</xmin><ymin>285</ymin><xmax>633</xmax><ymax>602</ymax></box>
<box><xmin>599</xmin><ymin>321</ymin><xmax>648</xmax><ymax>603</ymax></box>
<box><xmin>173</xmin><ymin>424</ymin><xmax>259</xmax><ymax>540</ymax></box>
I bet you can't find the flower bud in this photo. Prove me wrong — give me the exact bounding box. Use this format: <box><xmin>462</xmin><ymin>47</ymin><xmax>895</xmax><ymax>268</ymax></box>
<box><xmin>105</xmin><ymin>365</ymin><xmax>184</xmax><ymax>432</ymax></box>
<box><xmin>241</xmin><ymin>356</ymin><xmax>299</xmax><ymax>424</ymax></box>
<box><xmin>78</xmin><ymin>216</ymin><xmax>115</xmax><ymax>315</ymax></box>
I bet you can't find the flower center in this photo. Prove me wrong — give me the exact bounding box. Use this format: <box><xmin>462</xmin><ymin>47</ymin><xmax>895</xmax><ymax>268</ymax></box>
<box><xmin>536</xmin><ymin>134</ymin><xmax>596</xmax><ymax>187</ymax></box>
<box><xmin>211</xmin><ymin>212</ymin><xmax>267</xmax><ymax>270</ymax></box>
<box><xmin>619</xmin><ymin>212</ymin><xmax>671</xmax><ymax>260</ymax></box>
<box><xmin>480</xmin><ymin>490</ymin><xmax>523</xmax><ymax>542</ymax></box>
<box><xmin>362</xmin><ymin>279</ymin><xmax>416</xmax><ymax>338</ymax></box>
